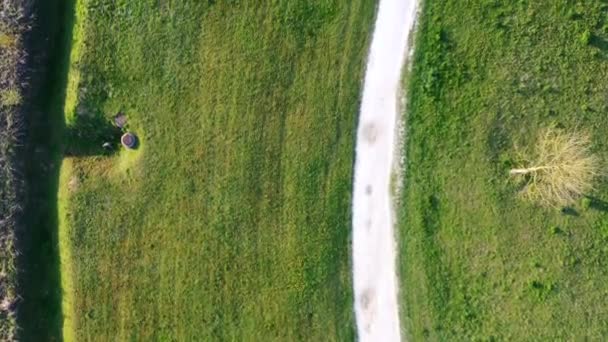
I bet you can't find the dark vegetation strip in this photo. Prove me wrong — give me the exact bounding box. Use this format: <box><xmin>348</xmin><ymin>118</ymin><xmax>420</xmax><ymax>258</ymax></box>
<box><xmin>0</xmin><ymin>1</ymin><xmax>32</xmax><ymax>339</ymax></box>
<box><xmin>401</xmin><ymin>1</ymin><xmax>608</xmax><ymax>340</ymax></box>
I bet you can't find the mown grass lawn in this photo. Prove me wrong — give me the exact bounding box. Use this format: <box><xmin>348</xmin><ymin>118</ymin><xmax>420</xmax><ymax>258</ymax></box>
<box><xmin>58</xmin><ymin>1</ymin><xmax>375</xmax><ymax>340</ymax></box>
<box><xmin>401</xmin><ymin>1</ymin><xmax>608</xmax><ymax>340</ymax></box>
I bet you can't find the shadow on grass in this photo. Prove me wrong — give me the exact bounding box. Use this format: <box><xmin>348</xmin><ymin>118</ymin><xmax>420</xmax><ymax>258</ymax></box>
<box><xmin>560</xmin><ymin>207</ymin><xmax>580</xmax><ymax>217</ymax></box>
<box><xmin>590</xmin><ymin>35</ymin><xmax>608</xmax><ymax>51</ymax></box>
<box><xmin>586</xmin><ymin>196</ymin><xmax>608</xmax><ymax>213</ymax></box>
<box><xmin>65</xmin><ymin>114</ymin><xmax>123</xmax><ymax>156</ymax></box>
<box><xmin>16</xmin><ymin>0</ymin><xmax>75</xmax><ymax>340</ymax></box>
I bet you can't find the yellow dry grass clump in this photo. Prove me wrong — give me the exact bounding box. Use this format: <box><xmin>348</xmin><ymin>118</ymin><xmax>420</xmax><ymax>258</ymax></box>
<box><xmin>0</xmin><ymin>32</ymin><xmax>16</xmax><ymax>48</ymax></box>
<box><xmin>510</xmin><ymin>128</ymin><xmax>602</xmax><ymax>207</ymax></box>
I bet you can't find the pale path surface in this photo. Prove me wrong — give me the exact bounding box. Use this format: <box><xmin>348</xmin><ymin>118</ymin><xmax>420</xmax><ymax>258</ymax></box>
<box><xmin>352</xmin><ymin>0</ymin><xmax>418</xmax><ymax>341</ymax></box>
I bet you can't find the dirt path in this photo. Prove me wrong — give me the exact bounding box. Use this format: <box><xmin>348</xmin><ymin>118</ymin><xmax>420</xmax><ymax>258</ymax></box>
<box><xmin>351</xmin><ymin>0</ymin><xmax>418</xmax><ymax>340</ymax></box>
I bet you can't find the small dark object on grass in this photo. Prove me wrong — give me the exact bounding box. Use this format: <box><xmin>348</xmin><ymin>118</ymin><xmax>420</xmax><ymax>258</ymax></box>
<box><xmin>561</xmin><ymin>207</ymin><xmax>579</xmax><ymax>217</ymax></box>
<box><xmin>550</xmin><ymin>226</ymin><xmax>562</xmax><ymax>235</ymax></box>
<box><xmin>121</xmin><ymin>132</ymin><xmax>138</xmax><ymax>149</ymax></box>
<box><xmin>114</xmin><ymin>112</ymin><xmax>127</xmax><ymax>129</ymax></box>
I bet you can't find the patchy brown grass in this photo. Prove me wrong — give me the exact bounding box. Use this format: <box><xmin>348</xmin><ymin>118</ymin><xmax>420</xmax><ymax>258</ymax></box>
<box><xmin>0</xmin><ymin>0</ymin><xmax>29</xmax><ymax>340</ymax></box>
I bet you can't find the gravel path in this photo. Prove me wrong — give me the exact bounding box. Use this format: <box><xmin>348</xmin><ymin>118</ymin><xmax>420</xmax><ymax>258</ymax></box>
<box><xmin>351</xmin><ymin>0</ymin><xmax>418</xmax><ymax>340</ymax></box>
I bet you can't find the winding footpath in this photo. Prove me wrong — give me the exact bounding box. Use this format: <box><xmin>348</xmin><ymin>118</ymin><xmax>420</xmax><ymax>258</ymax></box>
<box><xmin>351</xmin><ymin>0</ymin><xmax>418</xmax><ymax>341</ymax></box>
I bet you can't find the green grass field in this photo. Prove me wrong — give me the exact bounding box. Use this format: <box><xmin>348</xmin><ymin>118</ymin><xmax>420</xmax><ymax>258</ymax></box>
<box><xmin>57</xmin><ymin>1</ymin><xmax>375</xmax><ymax>340</ymax></box>
<box><xmin>401</xmin><ymin>1</ymin><xmax>608</xmax><ymax>340</ymax></box>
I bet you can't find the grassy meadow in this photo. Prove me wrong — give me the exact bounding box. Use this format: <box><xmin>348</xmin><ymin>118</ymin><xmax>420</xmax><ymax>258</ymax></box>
<box><xmin>401</xmin><ymin>1</ymin><xmax>608</xmax><ymax>340</ymax></box>
<box><xmin>58</xmin><ymin>1</ymin><xmax>375</xmax><ymax>340</ymax></box>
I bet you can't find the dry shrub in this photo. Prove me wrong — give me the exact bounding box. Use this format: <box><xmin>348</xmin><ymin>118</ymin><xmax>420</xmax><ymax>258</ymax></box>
<box><xmin>0</xmin><ymin>89</ymin><xmax>21</xmax><ymax>107</ymax></box>
<box><xmin>510</xmin><ymin>128</ymin><xmax>602</xmax><ymax>207</ymax></box>
<box><xmin>0</xmin><ymin>32</ymin><xmax>16</xmax><ymax>48</ymax></box>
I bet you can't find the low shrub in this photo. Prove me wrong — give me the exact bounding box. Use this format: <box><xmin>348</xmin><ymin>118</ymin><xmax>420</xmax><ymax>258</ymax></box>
<box><xmin>581</xmin><ymin>197</ymin><xmax>592</xmax><ymax>210</ymax></box>
<box><xmin>0</xmin><ymin>32</ymin><xmax>16</xmax><ymax>48</ymax></box>
<box><xmin>0</xmin><ymin>89</ymin><xmax>21</xmax><ymax>107</ymax></box>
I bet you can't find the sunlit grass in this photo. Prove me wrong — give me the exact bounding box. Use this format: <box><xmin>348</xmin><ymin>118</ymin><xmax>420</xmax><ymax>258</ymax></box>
<box><xmin>401</xmin><ymin>1</ymin><xmax>608</xmax><ymax>340</ymax></box>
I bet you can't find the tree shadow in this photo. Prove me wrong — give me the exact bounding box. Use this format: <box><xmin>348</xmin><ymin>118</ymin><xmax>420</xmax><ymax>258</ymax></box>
<box><xmin>65</xmin><ymin>114</ymin><xmax>123</xmax><ymax>156</ymax></box>
<box><xmin>561</xmin><ymin>207</ymin><xmax>580</xmax><ymax>217</ymax></box>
